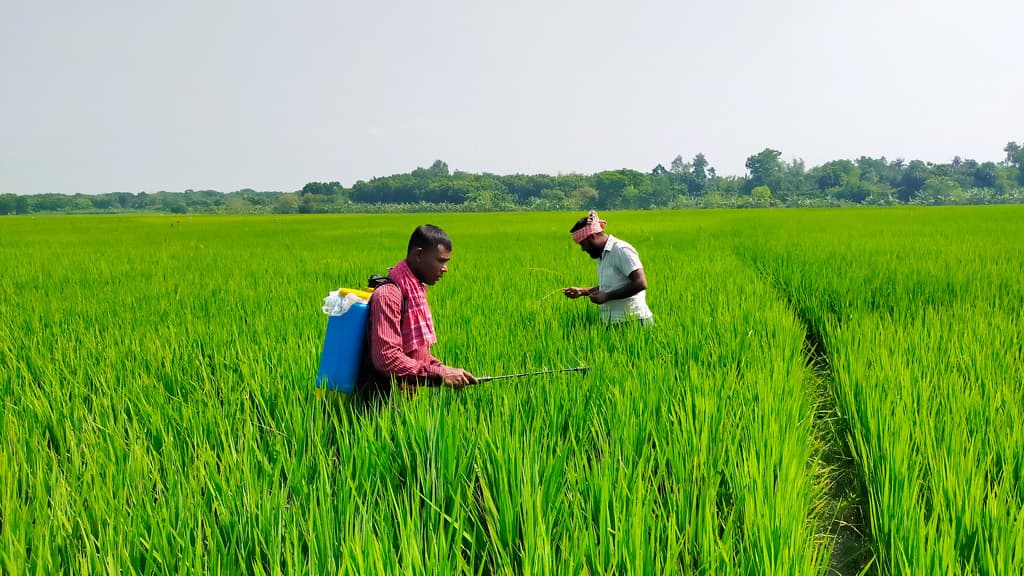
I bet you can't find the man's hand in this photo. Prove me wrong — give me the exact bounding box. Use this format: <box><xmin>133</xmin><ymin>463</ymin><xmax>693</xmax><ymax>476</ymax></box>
<box><xmin>563</xmin><ymin>287</ymin><xmax>592</xmax><ymax>299</ymax></box>
<box><xmin>442</xmin><ymin>368</ymin><xmax>477</xmax><ymax>388</ymax></box>
<box><xmin>588</xmin><ymin>290</ymin><xmax>610</xmax><ymax>304</ymax></box>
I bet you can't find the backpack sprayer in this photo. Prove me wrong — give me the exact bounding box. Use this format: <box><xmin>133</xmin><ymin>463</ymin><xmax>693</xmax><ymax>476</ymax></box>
<box><xmin>317</xmin><ymin>276</ymin><xmax>589</xmax><ymax>393</ymax></box>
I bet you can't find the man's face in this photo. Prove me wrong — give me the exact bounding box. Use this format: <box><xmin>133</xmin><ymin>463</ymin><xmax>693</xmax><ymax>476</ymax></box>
<box><xmin>579</xmin><ymin>234</ymin><xmax>602</xmax><ymax>259</ymax></box>
<box><xmin>410</xmin><ymin>244</ymin><xmax>451</xmax><ymax>285</ymax></box>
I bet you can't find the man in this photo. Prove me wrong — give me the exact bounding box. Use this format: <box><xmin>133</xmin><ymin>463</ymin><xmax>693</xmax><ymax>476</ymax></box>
<box><xmin>366</xmin><ymin>224</ymin><xmax>476</xmax><ymax>395</ymax></box>
<box><xmin>563</xmin><ymin>210</ymin><xmax>654</xmax><ymax>326</ymax></box>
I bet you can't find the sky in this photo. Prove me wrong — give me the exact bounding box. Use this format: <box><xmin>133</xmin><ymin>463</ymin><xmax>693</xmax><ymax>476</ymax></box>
<box><xmin>2</xmin><ymin>0</ymin><xmax>1021</xmax><ymax>196</ymax></box>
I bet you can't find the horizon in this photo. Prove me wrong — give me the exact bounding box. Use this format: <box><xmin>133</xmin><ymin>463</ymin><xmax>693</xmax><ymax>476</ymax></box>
<box><xmin>4</xmin><ymin>146</ymin><xmax>1018</xmax><ymax>197</ymax></box>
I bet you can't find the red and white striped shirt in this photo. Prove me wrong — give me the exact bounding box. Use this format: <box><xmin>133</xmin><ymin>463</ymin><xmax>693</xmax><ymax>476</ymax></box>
<box><xmin>368</xmin><ymin>283</ymin><xmax>448</xmax><ymax>385</ymax></box>
<box><xmin>388</xmin><ymin>260</ymin><xmax>437</xmax><ymax>351</ymax></box>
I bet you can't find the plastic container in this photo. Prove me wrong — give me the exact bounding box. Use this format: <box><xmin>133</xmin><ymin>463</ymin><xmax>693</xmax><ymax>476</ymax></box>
<box><xmin>316</xmin><ymin>300</ymin><xmax>369</xmax><ymax>394</ymax></box>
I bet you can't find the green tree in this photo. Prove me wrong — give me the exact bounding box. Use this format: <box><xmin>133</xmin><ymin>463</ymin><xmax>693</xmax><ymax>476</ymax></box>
<box><xmin>690</xmin><ymin>153</ymin><xmax>710</xmax><ymax>196</ymax></box>
<box><xmin>812</xmin><ymin>160</ymin><xmax>873</xmax><ymax>203</ymax></box>
<box><xmin>647</xmin><ymin>171</ymin><xmax>676</xmax><ymax>206</ymax></box>
<box><xmin>1003</xmin><ymin>141</ymin><xmax>1021</xmax><ymax>166</ymax></box>
<box><xmin>744</xmin><ymin>148</ymin><xmax>783</xmax><ymax>194</ymax></box>
<box><xmin>162</xmin><ymin>197</ymin><xmax>188</xmax><ymax>214</ymax></box>
<box><xmin>917</xmin><ymin>176</ymin><xmax>963</xmax><ymax>205</ymax></box>
<box><xmin>1004</xmin><ymin>141</ymin><xmax>1024</xmax><ymax>184</ymax></box>
<box><xmin>814</xmin><ymin>160</ymin><xmax>858</xmax><ymax>190</ymax></box>
<box><xmin>897</xmin><ymin>160</ymin><xmax>931</xmax><ymax>202</ymax></box>
<box><xmin>503</xmin><ymin>174</ymin><xmax>546</xmax><ymax>205</ymax></box>
<box><xmin>465</xmin><ymin>189</ymin><xmax>515</xmax><ymax>211</ymax></box>
<box><xmin>751</xmin><ymin>185</ymin><xmax>772</xmax><ymax>207</ymax></box>
<box><xmin>90</xmin><ymin>195</ymin><xmax>113</xmax><ymax>210</ymax></box>
<box><xmin>110</xmin><ymin>192</ymin><xmax>136</xmax><ymax>209</ymax></box>
<box><xmin>301</xmin><ymin>181</ymin><xmax>343</xmax><ymax>196</ymax></box>
<box><xmin>620</xmin><ymin>185</ymin><xmax>640</xmax><ymax>208</ymax></box>
<box><xmin>30</xmin><ymin>194</ymin><xmax>73</xmax><ymax>212</ymax></box>
<box><xmin>974</xmin><ymin>162</ymin><xmax>999</xmax><ymax>188</ymax></box>
<box><xmin>670</xmin><ymin>155</ymin><xmax>688</xmax><ymax>175</ymax></box>
<box><xmin>225</xmin><ymin>196</ymin><xmax>255</xmax><ymax>214</ymax></box>
<box><xmin>0</xmin><ymin>194</ymin><xmax>17</xmax><ymax>215</ymax></box>
<box><xmin>855</xmin><ymin>156</ymin><xmax>890</xmax><ymax>185</ymax></box>
<box><xmin>864</xmin><ymin>183</ymin><xmax>897</xmax><ymax>206</ymax></box>
<box><xmin>430</xmin><ymin>159</ymin><xmax>449</xmax><ymax>176</ymax></box>
<box><xmin>274</xmin><ymin>193</ymin><xmax>299</xmax><ymax>214</ymax></box>
<box><xmin>593</xmin><ymin>171</ymin><xmax>628</xmax><ymax>208</ymax></box>
<box><xmin>571</xmin><ymin>186</ymin><xmax>599</xmax><ymax>209</ymax></box>
<box><xmin>779</xmin><ymin>158</ymin><xmax>812</xmax><ymax>201</ymax></box>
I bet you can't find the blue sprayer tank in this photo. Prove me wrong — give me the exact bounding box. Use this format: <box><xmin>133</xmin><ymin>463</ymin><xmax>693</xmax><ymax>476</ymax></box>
<box><xmin>316</xmin><ymin>300</ymin><xmax>369</xmax><ymax>394</ymax></box>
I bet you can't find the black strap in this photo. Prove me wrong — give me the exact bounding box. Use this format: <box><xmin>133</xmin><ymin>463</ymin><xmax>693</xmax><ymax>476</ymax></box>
<box><xmin>358</xmin><ymin>273</ymin><xmax>406</xmax><ymax>394</ymax></box>
<box><xmin>367</xmin><ymin>274</ymin><xmax>392</xmax><ymax>290</ymax></box>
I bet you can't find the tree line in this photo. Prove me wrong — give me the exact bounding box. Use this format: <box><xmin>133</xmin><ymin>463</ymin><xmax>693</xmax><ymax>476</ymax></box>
<box><xmin>3</xmin><ymin>142</ymin><xmax>1023</xmax><ymax>215</ymax></box>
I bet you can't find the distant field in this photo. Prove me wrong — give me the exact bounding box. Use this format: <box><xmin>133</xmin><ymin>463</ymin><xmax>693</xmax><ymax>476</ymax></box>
<box><xmin>1</xmin><ymin>208</ymin><xmax>1021</xmax><ymax>574</ymax></box>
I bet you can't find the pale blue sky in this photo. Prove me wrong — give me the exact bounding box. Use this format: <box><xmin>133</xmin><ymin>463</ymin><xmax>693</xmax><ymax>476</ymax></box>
<box><xmin>2</xmin><ymin>0</ymin><xmax>1021</xmax><ymax>195</ymax></box>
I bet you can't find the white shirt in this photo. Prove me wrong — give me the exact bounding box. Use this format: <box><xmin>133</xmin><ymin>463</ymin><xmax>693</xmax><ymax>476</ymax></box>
<box><xmin>597</xmin><ymin>235</ymin><xmax>653</xmax><ymax>325</ymax></box>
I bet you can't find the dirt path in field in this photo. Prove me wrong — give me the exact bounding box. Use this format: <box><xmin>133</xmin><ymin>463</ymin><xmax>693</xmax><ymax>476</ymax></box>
<box><xmin>798</xmin><ymin>317</ymin><xmax>876</xmax><ymax>576</ymax></box>
<box><xmin>747</xmin><ymin>258</ymin><xmax>876</xmax><ymax>575</ymax></box>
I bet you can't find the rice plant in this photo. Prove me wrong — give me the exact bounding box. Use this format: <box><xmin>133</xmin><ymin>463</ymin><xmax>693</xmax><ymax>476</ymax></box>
<box><xmin>3</xmin><ymin>208</ymin><xmax>1018</xmax><ymax>574</ymax></box>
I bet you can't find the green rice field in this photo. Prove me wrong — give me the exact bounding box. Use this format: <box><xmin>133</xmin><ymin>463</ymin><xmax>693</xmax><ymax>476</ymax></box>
<box><xmin>1</xmin><ymin>207</ymin><xmax>1022</xmax><ymax>574</ymax></box>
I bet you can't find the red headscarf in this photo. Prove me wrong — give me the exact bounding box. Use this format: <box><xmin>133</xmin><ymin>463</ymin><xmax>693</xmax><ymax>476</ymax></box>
<box><xmin>572</xmin><ymin>210</ymin><xmax>607</xmax><ymax>244</ymax></box>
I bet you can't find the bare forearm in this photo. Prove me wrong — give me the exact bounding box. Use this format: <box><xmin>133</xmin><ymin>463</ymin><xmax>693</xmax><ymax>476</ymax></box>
<box><xmin>595</xmin><ymin>270</ymin><xmax>647</xmax><ymax>303</ymax></box>
<box><xmin>603</xmin><ymin>280</ymin><xmax>644</xmax><ymax>301</ymax></box>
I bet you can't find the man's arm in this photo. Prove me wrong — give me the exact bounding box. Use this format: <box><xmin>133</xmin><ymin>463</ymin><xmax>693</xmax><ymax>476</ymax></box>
<box><xmin>562</xmin><ymin>286</ymin><xmax>598</xmax><ymax>298</ymax></box>
<box><xmin>589</xmin><ymin>242</ymin><xmax>646</xmax><ymax>304</ymax></box>
<box><xmin>369</xmin><ymin>285</ymin><xmax>475</xmax><ymax>387</ymax></box>
<box><xmin>589</xmin><ymin>269</ymin><xmax>646</xmax><ymax>304</ymax></box>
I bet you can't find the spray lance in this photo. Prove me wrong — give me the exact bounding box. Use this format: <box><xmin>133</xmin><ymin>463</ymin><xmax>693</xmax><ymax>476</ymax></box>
<box><xmin>474</xmin><ymin>365</ymin><xmax>589</xmax><ymax>384</ymax></box>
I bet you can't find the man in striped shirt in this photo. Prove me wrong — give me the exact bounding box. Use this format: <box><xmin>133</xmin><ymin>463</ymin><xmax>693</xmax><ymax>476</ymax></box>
<box><xmin>366</xmin><ymin>224</ymin><xmax>476</xmax><ymax>395</ymax></box>
<box><xmin>563</xmin><ymin>211</ymin><xmax>654</xmax><ymax>326</ymax></box>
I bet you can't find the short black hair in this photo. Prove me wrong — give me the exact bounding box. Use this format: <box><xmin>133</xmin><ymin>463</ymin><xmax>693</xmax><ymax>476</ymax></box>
<box><xmin>570</xmin><ymin>216</ymin><xmax>590</xmax><ymax>234</ymax></box>
<box><xmin>408</xmin><ymin>224</ymin><xmax>452</xmax><ymax>253</ymax></box>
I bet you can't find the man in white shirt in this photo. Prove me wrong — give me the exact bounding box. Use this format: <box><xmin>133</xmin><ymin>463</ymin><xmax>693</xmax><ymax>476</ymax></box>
<box><xmin>563</xmin><ymin>210</ymin><xmax>654</xmax><ymax>326</ymax></box>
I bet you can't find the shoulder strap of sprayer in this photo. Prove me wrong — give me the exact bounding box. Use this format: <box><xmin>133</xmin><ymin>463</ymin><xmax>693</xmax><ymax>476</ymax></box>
<box><xmin>359</xmin><ymin>274</ymin><xmax>406</xmax><ymax>393</ymax></box>
<box><xmin>367</xmin><ymin>273</ymin><xmax>407</xmax><ymax>323</ymax></box>
<box><xmin>367</xmin><ymin>274</ymin><xmax>393</xmax><ymax>290</ymax></box>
